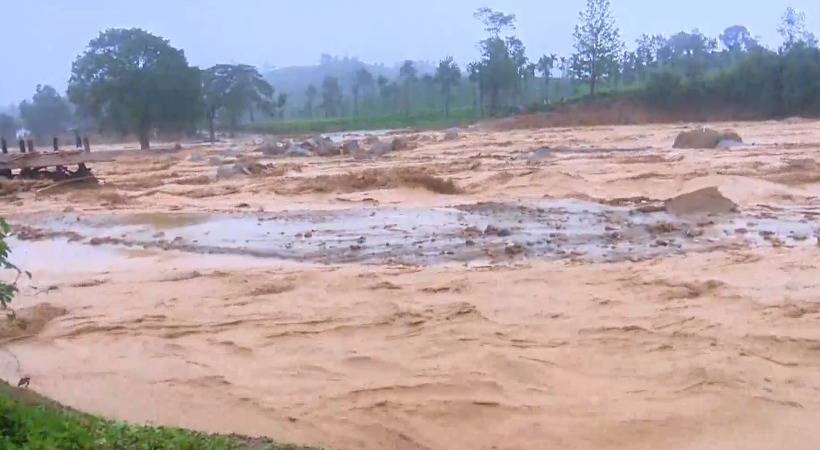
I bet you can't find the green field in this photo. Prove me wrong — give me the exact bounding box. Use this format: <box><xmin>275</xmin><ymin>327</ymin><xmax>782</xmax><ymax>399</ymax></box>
<box><xmin>0</xmin><ymin>381</ymin><xmax>318</xmax><ymax>450</ymax></box>
<box><xmin>242</xmin><ymin>108</ymin><xmax>481</xmax><ymax>135</ymax></box>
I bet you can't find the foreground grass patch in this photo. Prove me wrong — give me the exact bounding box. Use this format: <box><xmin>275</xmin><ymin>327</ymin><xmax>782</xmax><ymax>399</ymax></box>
<box><xmin>0</xmin><ymin>381</ymin><xmax>317</xmax><ymax>450</ymax></box>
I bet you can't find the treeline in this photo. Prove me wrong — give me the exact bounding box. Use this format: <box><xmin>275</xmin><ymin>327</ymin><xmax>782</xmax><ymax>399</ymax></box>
<box><xmin>286</xmin><ymin>3</ymin><xmax>820</xmax><ymax>121</ymax></box>
<box><xmin>1</xmin><ymin>1</ymin><xmax>819</xmax><ymax>148</ymax></box>
<box><xmin>641</xmin><ymin>45</ymin><xmax>820</xmax><ymax>117</ymax></box>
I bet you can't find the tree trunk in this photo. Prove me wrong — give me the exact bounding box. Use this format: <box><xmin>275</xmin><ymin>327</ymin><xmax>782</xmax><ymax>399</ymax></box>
<box><xmin>138</xmin><ymin>129</ymin><xmax>150</xmax><ymax>150</ymax></box>
<box><xmin>208</xmin><ymin>116</ymin><xmax>215</xmax><ymax>144</ymax></box>
<box><xmin>590</xmin><ymin>75</ymin><xmax>597</xmax><ymax>96</ymax></box>
<box><xmin>443</xmin><ymin>87</ymin><xmax>451</xmax><ymax>119</ymax></box>
<box><xmin>544</xmin><ymin>79</ymin><xmax>550</xmax><ymax>103</ymax></box>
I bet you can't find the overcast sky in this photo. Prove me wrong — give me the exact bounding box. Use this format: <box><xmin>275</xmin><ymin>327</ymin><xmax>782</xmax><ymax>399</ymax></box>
<box><xmin>3</xmin><ymin>0</ymin><xmax>819</xmax><ymax>106</ymax></box>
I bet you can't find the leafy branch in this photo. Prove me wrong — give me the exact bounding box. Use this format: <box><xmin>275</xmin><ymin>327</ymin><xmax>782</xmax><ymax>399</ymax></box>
<box><xmin>0</xmin><ymin>219</ymin><xmax>29</xmax><ymax>309</ymax></box>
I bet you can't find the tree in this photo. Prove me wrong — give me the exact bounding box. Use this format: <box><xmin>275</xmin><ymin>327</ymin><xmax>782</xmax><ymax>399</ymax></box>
<box><xmin>537</xmin><ymin>54</ymin><xmax>557</xmax><ymax>101</ymax></box>
<box><xmin>377</xmin><ymin>75</ymin><xmax>392</xmax><ymax>112</ymax></box>
<box><xmin>420</xmin><ymin>74</ymin><xmax>436</xmax><ymax>109</ymax></box>
<box><xmin>399</xmin><ymin>60</ymin><xmax>418</xmax><ymax>116</ymax></box>
<box><xmin>661</xmin><ymin>30</ymin><xmax>718</xmax><ymax>80</ymax></box>
<box><xmin>663</xmin><ymin>30</ymin><xmax>717</xmax><ymax>59</ymax></box>
<box><xmin>0</xmin><ymin>114</ymin><xmax>18</xmax><ymax>141</ymax></box>
<box><xmin>467</xmin><ymin>62</ymin><xmax>484</xmax><ymax>114</ymax></box>
<box><xmin>352</xmin><ymin>68</ymin><xmax>375</xmax><ymax>116</ymax></box>
<box><xmin>305</xmin><ymin>84</ymin><xmax>318</xmax><ymax>118</ymax></box>
<box><xmin>780</xmin><ymin>45</ymin><xmax>820</xmax><ymax>114</ymax></box>
<box><xmin>635</xmin><ymin>34</ymin><xmax>666</xmax><ymax>79</ymax></box>
<box><xmin>474</xmin><ymin>7</ymin><xmax>517</xmax><ymax>35</ymax></box>
<box><xmin>67</xmin><ymin>28</ymin><xmax>202</xmax><ymax>150</ymax></box>
<box><xmin>471</xmin><ymin>8</ymin><xmax>522</xmax><ymax>115</ymax></box>
<box><xmin>508</xmin><ymin>37</ymin><xmax>531</xmax><ymax>105</ymax></box>
<box><xmin>720</xmin><ymin>25</ymin><xmax>758</xmax><ymax>53</ymax></box>
<box><xmin>619</xmin><ymin>51</ymin><xmax>638</xmax><ymax>86</ymax></box>
<box><xmin>276</xmin><ymin>93</ymin><xmax>288</xmax><ymax>119</ymax></box>
<box><xmin>571</xmin><ymin>0</ymin><xmax>623</xmax><ymax>96</ymax></box>
<box><xmin>202</xmin><ymin>64</ymin><xmax>274</xmax><ymax>142</ymax></box>
<box><xmin>778</xmin><ymin>7</ymin><xmax>818</xmax><ymax>52</ymax></box>
<box><xmin>321</xmin><ymin>76</ymin><xmax>343</xmax><ymax>117</ymax></box>
<box><xmin>19</xmin><ymin>85</ymin><xmax>70</xmax><ymax>140</ymax></box>
<box><xmin>434</xmin><ymin>57</ymin><xmax>462</xmax><ymax>117</ymax></box>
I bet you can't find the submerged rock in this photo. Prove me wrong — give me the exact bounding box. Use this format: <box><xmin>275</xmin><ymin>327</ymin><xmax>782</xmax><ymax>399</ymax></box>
<box><xmin>443</xmin><ymin>128</ymin><xmax>460</xmax><ymax>141</ymax></box>
<box><xmin>665</xmin><ymin>187</ymin><xmax>738</xmax><ymax>216</ymax></box>
<box><xmin>216</xmin><ymin>164</ymin><xmax>244</xmax><ymax>179</ymax></box>
<box><xmin>368</xmin><ymin>142</ymin><xmax>394</xmax><ymax>159</ymax></box>
<box><xmin>315</xmin><ymin>139</ymin><xmax>341</xmax><ymax>157</ymax></box>
<box><xmin>341</xmin><ymin>140</ymin><xmax>361</xmax><ymax>155</ymax></box>
<box><xmin>285</xmin><ymin>144</ymin><xmax>313</xmax><ymax>158</ymax></box>
<box><xmin>673</xmin><ymin>128</ymin><xmax>743</xmax><ymax>149</ymax></box>
<box><xmin>391</xmin><ymin>137</ymin><xmax>411</xmax><ymax>151</ymax></box>
<box><xmin>527</xmin><ymin>148</ymin><xmax>552</xmax><ymax>160</ymax></box>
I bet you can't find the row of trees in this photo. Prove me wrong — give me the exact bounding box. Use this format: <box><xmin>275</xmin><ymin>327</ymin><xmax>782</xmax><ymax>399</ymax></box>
<box><xmin>0</xmin><ymin>85</ymin><xmax>72</xmax><ymax>143</ymax></box>
<box><xmin>1</xmin><ymin>29</ymin><xmax>285</xmax><ymax>149</ymax></box>
<box><xmin>292</xmin><ymin>2</ymin><xmax>819</xmax><ymax>120</ymax></box>
<box><xmin>301</xmin><ymin>56</ymin><xmax>464</xmax><ymax>119</ymax></box>
<box><xmin>2</xmin><ymin>1</ymin><xmax>818</xmax><ymax>148</ymax></box>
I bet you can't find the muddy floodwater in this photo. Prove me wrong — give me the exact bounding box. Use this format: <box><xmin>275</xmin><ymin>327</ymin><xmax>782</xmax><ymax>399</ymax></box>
<box><xmin>9</xmin><ymin>200</ymin><xmax>819</xmax><ymax>268</ymax></box>
<box><xmin>3</xmin><ymin>120</ymin><xmax>820</xmax><ymax>450</ymax></box>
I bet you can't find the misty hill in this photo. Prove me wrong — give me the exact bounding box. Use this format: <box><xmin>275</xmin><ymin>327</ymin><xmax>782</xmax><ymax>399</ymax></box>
<box><xmin>264</xmin><ymin>55</ymin><xmax>435</xmax><ymax>115</ymax></box>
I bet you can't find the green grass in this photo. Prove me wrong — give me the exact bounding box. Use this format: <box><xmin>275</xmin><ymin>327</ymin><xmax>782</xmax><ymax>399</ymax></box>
<box><xmin>0</xmin><ymin>381</ymin><xmax>318</xmax><ymax>450</ymax></box>
<box><xmin>243</xmin><ymin>108</ymin><xmax>481</xmax><ymax>135</ymax></box>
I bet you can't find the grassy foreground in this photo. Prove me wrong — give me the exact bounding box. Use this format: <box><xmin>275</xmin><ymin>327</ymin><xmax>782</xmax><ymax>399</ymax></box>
<box><xmin>243</xmin><ymin>107</ymin><xmax>480</xmax><ymax>135</ymax></box>
<box><xmin>0</xmin><ymin>381</ymin><xmax>317</xmax><ymax>450</ymax></box>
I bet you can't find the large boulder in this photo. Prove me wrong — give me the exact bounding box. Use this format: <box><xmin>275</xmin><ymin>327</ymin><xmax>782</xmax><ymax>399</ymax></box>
<box><xmin>391</xmin><ymin>137</ymin><xmax>411</xmax><ymax>151</ymax></box>
<box><xmin>256</xmin><ymin>141</ymin><xmax>286</xmax><ymax>156</ymax></box>
<box><xmin>665</xmin><ymin>187</ymin><xmax>738</xmax><ymax>216</ymax></box>
<box><xmin>673</xmin><ymin>128</ymin><xmax>743</xmax><ymax>149</ymax></box>
<box><xmin>369</xmin><ymin>142</ymin><xmax>394</xmax><ymax>159</ymax></box>
<box><xmin>285</xmin><ymin>144</ymin><xmax>313</xmax><ymax>158</ymax></box>
<box><xmin>300</xmin><ymin>137</ymin><xmax>320</xmax><ymax>151</ymax></box>
<box><xmin>216</xmin><ymin>164</ymin><xmax>245</xmax><ymax>179</ymax></box>
<box><xmin>315</xmin><ymin>138</ymin><xmax>342</xmax><ymax>157</ymax></box>
<box><xmin>341</xmin><ymin>140</ymin><xmax>361</xmax><ymax>155</ymax></box>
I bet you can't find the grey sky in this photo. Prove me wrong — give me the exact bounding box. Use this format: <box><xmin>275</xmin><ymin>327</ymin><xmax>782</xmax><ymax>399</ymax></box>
<box><xmin>3</xmin><ymin>0</ymin><xmax>819</xmax><ymax>106</ymax></box>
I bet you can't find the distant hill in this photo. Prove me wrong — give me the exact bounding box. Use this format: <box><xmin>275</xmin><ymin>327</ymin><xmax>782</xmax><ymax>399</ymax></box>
<box><xmin>263</xmin><ymin>54</ymin><xmax>435</xmax><ymax>116</ymax></box>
